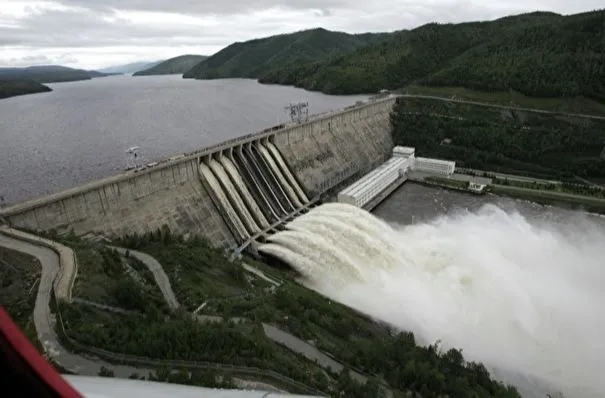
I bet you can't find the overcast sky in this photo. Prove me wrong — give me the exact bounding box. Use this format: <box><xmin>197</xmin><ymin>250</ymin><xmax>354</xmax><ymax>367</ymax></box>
<box><xmin>0</xmin><ymin>0</ymin><xmax>602</xmax><ymax>69</ymax></box>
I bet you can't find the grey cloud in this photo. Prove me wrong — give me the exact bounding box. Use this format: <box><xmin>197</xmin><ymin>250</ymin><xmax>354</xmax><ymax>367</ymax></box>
<box><xmin>1</xmin><ymin>0</ymin><xmax>603</xmax><ymax>69</ymax></box>
<box><xmin>0</xmin><ymin>6</ymin><xmax>279</xmax><ymax>49</ymax></box>
<box><xmin>57</xmin><ymin>0</ymin><xmax>605</xmax><ymax>17</ymax></box>
<box><xmin>59</xmin><ymin>0</ymin><xmax>354</xmax><ymax>15</ymax></box>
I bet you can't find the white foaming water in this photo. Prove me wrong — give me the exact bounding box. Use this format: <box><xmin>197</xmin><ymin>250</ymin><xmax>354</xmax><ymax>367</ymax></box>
<box><xmin>259</xmin><ymin>203</ymin><xmax>605</xmax><ymax>398</ymax></box>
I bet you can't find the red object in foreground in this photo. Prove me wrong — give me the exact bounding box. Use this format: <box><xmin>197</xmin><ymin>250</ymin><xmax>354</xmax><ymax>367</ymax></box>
<box><xmin>0</xmin><ymin>306</ymin><xmax>82</xmax><ymax>397</ymax></box>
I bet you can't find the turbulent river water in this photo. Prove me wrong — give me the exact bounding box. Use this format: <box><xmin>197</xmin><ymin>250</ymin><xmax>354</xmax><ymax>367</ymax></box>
<box><xmin>261</xmin><ymin>185</ymin><xmax>605</xmax><ymax>398</ymax></box>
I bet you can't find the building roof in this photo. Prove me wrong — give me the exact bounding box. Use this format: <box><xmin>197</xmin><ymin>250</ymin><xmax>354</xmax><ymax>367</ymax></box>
<box><xmin>339</xmin><ymin>157</ymin><xmax>409</xmax><ymax>198</ymax></box>
<box><xmin>393</xmin><ymin>146</ymin><xmax>415</xmax><ymax>154</ymax></box>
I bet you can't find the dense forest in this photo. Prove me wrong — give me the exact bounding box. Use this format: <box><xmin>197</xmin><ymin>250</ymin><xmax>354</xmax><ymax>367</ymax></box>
<box><xmin>391</xmin><ymin>97</ymin><xmax>605</xmax><ymax>180</ymax></box>
<box><xmin>133</xmin><ymin>55</ymin><xmax>208</xmax><ymax>76</ymax></box>
<box><xmin>24</xmin><ymin>229</ymin><xmax>524</xmax><ymax>397</ymax></box>
<box><xmin>259</xmin><ymin>10</ymin><xmax>605</xmax><ymax>99</ymax></box>
<box><xmin>0</xmin><ymin>79</ymin><xmax>52</xmax><ymax>99</ymax></box>
<box><xmin>182</xmin><ymin>28</ymin><xmax>391</xmax><ymax>80</ymax></box>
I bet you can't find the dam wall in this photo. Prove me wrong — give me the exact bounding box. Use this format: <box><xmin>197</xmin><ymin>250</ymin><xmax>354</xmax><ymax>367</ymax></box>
<box><xmin>1</xmin><ymin>96</ymin><xmax>397</xmax><ymax>246</ymax></box>
<box><xmin>273</xmin><ymin>98</ymin><xmax>395</xmax><ymax>197</ymax></box>
<box><xmin>2</xmin><ymin>158</ymin><xmax>235</xmax><ymax>246</ymax></box>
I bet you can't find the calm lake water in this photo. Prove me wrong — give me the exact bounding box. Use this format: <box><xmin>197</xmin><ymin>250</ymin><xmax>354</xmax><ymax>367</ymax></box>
<box><xmin>0</xmin><ymin>75</ymin><xmax>367</xmax><ymax>204</ymax></box>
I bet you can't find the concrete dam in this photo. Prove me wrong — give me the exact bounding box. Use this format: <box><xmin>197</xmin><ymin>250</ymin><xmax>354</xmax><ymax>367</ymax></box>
<box><xmin>0</xmin><ymin>97</ymin><xmax>396</xmax><ymax>248</ymax></box>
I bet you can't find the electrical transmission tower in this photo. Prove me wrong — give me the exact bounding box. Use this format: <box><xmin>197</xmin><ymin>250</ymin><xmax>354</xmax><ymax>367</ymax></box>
<box><xmin>285</xmin><ymin>101</ymin><xmax>309</xmax><ymax>124</ymax></box>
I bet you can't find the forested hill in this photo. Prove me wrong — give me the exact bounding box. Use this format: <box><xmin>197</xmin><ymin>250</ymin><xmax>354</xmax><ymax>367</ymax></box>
<box><xmin>182</xmin><ymin>28</ymin><xmax>391</xmax><ymax>80</ymax></box>
<box><xmin>259</xmin><ymin>10</ymin><xmax>605</xmax><ymax>99</ymax></box>
<box><xmin>0</xmin><ymin>65</ymin><xmax>115</xmax><ymax>83</ymax></box>
<box><xmin>133</xmin><ymin>55</ymin><xmax>208</xmax><ymax>76</ymax></box>
<box><xmin>0</xmin><ymin>80</ymin><xmax>52</xmax><ymax>99</ymax></box>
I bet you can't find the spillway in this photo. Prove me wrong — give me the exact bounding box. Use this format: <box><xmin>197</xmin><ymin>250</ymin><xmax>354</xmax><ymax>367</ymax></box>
<box><xmin>196</xmin><ymin>141</ymin><xmax>313</xmax><ymax>245</ymax></box>
<box><xmin>258</xmin><ymin>143</ymin><xmax>302</xmax><ymax>209</ymax></box>
<box><xmin>199</xmin><ymin>163</ymin><xmax>249</xmax><ymax>242</ymax></box>
<box><xmin>236</xmin><ymin>145</ymin><xmax>286</xmax><ymax>218</ymax></box>
<box><xmin>230</xmin><ymin>149</ymin><xmax>280</xmax><ymax>223</ymax></box>
<box><xmin>266</xmin><ymin>141</ymin><xmax>309</xmax><ymax>204</ymax></box>
<box><xmin>259</xmin><ymin>202</ymin><xmax>605</xmax><ymax>398</ymax></box>
<box><xmin>207</xmin><ymin>159</ymin><xmax>261</xmax><ymax>235</ymax></box>
<box><xmin>220</xmin><ymin>155</ymin><xmax>270</xmax><ymax>229</ymax></box>
<box><xmin>248</xmin><ymin>143</ymin><xmax>295</xmax><ymax>213</ymax></box>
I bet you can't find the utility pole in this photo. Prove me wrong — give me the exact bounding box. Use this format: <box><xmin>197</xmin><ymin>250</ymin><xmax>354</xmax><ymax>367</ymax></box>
<box><xmin>284</xmin><ymin>101</ymin><xmax>309</xmax><ymax>124</ymax></box>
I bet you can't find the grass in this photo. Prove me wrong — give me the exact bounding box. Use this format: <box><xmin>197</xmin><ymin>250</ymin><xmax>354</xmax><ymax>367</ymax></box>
<box><xmin>100</xmin><ymin>238</ymin><xmax>395</xmax><ymax>382</ymax></box>
<box><xmin>50</xmin><ymin>237</ymin><xmax>169</xmax><ymax>312</ymax></box>
<box><xmin>0</xmin><ymin>247</ymin><xmax>42</xmax><ymax>351</ymax></box>
<box><xmin>401</xmin><ymin>84</ymin><xmax>605</xmax><ymax>116</ymax></box>
<box><xmin>128</xmin><ymin>241</ymin><xmax>253</xmax><ymax>312</ymax></box>
<box><xmin>60</xmin><ymin>301</ymin><xmax>333</xmax><ymax>393</ymax></box>
<box><xmin>12</xmin><ymin>231</ymin><xmax>520</xmax><ymax>397</ymax></box>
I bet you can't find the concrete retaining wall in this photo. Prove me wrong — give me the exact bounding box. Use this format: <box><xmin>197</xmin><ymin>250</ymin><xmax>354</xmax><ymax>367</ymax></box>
<box><xmin>1</xmin><ymin>97</ymin><xmax>396</xmax><ymax>245</ymax></box>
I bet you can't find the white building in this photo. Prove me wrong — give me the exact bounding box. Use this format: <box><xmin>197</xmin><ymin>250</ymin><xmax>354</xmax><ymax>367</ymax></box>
<box><xmin>393</xmin><ymin>146</ymin><xmax>415</xmax><ymax>159</ymax></box>
<box><xmin>337</xmin><ymin>146</ymin><xmax>456</xmax><ymax>208</ymax></box>
<box><xmin>412</xmin><ymin>157</ymin><xmax>455</xmax><ymax>176</ymax></box>
<box><xmin>337</xmin><ymin>156</ymin><xmax>410</xmax><ymax>208</ymax></box>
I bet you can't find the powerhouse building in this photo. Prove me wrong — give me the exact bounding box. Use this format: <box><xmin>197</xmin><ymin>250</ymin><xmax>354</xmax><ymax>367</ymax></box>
<box><xmin>337</xmin><ymin>146</ymin><xmax>455</xmax><ymax>208</ymax></box>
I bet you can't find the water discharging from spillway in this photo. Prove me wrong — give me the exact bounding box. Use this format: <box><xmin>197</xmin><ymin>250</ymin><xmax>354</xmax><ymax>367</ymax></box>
<box><xmin>259</xmin><ymin>202</ymin><xmax>605</xmax><ymax>398</ymax></box>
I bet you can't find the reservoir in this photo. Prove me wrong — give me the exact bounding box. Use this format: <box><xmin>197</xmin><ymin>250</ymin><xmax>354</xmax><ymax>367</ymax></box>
<box><xmin>0</xmin><ymin>75</ymin><xmax>367</xmax><ymax>204</ymax></box>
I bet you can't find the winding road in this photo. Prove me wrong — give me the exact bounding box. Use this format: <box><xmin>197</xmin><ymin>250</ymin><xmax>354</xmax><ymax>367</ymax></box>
<box><xmin>109</xmin><ymin>246</ymin><xmax>181</xmax><ymax>311</ymax></box>
<box><xmin>2</xmin><ymin>226</ymin><xmax>398</xmax><ymax>396</ymax></box>
<box><xmin>0</xmin><ymin>230</ymin><xmax>145</xmax><ymax>377</ymax></box>
<box><xmin>0</xmin><ymin>227</ymin><xmax>350</xmax><ymax>395</ymax></box>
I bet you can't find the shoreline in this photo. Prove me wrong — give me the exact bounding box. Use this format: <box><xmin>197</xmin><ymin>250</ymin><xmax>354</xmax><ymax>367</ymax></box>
<box><xmin>412</xmin><ymin>174</ymin><xmax>605</xmax><ymax>215</ymax></box>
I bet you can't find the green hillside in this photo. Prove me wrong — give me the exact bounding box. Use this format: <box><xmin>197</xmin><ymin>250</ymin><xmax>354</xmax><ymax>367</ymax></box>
<box><xmin>425</xmin><ymin>11</ymin><xmax>605</xmax><ymax>100</ymax></box>
<box><xmin>182</xmin><ymin>28</ymin><xmax>391</xmax><ymax>80</ymax></box>
<box><xmin>0</xmin><ymin>65</ymin><xmax>114</xmax><ymax>83</ymax></box>
<box><xmin>391</xmin><ymin>97</ymin><xmax>605</xmax><ymax>181</ymax></box>
<box><xmin>259</xmin><ymin>10</ymin><xmax>605</xmax><ymax>100</ymax></box>
<box><xmin>0</xmin><ymin>80</ymin><xmax>52</xmax><ymax>99</ymax></box>
<box><xmin>133</xmin><ymin>55</ymin><xmax>208</xmax><ymax>76</ymax></box>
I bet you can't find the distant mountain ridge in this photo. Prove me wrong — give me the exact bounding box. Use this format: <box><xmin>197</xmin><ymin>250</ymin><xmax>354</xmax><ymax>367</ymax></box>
<box><xmin>257</xmin><ymin>10</ymin><xmax>605</xmax><ymax>100</ymax></box>
<box><xmin>0</xmin><ymin>65</ymin><xmax>116</xmax><ymax>83</ymax></box>
<box><xmin>97</xmin><ymin>61</ymin><xmax>160</xmax><ymax>75</ymax></box>
<box><xmin>182</xmin><ymin>28</ymin><xmax>391</xmax><ymax>80</ymax></box>
<box><xmin>133</xmin><ymin>55</ymin><xmax>208</xmax><ymax>76</ymax></box>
